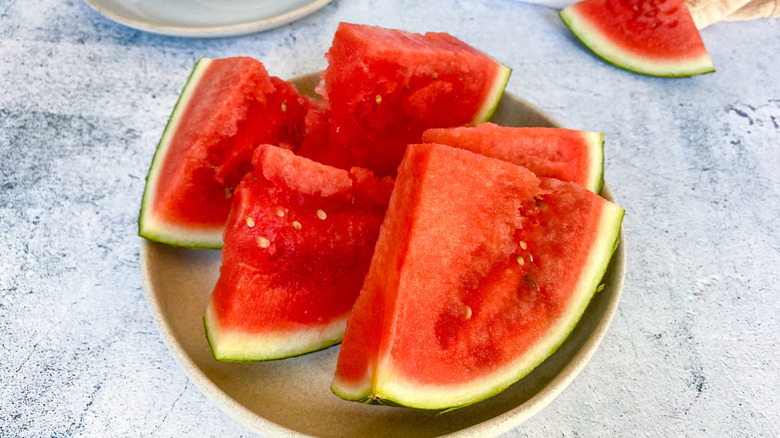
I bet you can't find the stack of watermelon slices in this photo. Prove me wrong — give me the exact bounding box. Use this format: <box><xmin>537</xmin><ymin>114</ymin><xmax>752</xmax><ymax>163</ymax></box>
<box><xmin>139</xmin><ymin>22</ymin><xmax>624</xmax><ymax>410</ymax></box>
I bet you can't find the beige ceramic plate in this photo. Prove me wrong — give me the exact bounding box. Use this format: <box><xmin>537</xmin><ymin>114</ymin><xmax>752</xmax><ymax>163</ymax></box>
<box><xmin>140</xmin><ymin>73</ymin><xmax>626</xmax><ymax>437</ymax></box>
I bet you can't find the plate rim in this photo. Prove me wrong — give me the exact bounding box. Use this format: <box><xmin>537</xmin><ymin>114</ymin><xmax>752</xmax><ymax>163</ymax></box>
<box><xmin>139</xmin><ymin>76</ymin><xmax>626</xmax><ymax>436</ymax></box>
<box><xmin>82</xmin><ymin>0</ymin><xmax>333</xmax><ymax>38</ymax></box>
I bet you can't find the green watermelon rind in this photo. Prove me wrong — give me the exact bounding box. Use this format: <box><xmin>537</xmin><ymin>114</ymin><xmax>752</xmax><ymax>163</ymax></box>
<box><xmin>559</xmin><ymin>7</ymin><xmax>715</xmax><ymax>78</ymax></box>
<box><xmin>336</xmin><ymin>201</ymin><xmax>625</xmax><ymax>410</ymax></box>
<box><xmin>138</xmin><ymin>58</ymin><xmax>226</xmax><ymax>250</ymax></box>
<box><xmin>586</xmin><ymin>131</ymin><xmax>605</xmax><ymax>194</ymax></box>
<box><xmin>472</xmin><ymin>62</ymin><xmax>512</xmax><ymax>124</ymax></box>
<box><xmin>203</xmin><ymin>304</ymin><xmax>348</xmax><ymax>362</ymax></box>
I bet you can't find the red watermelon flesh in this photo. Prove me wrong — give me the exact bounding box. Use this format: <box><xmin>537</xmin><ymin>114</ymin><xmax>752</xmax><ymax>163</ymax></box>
<box><xmin>332</xmin><ymin>143</ymin><xmax>624</xmax><ymax>409</ymax></box>
<box><xmin>559</xmin><ymin>0</ymin><xmax>714</xmax><ymax>77</ymax></box>
<box><xmin>569</xmin><ymin>0</ymin><xmax>704</xmax><ymax>60</ymax></box>
<box><xmin>297</xmin><ymin>98</ymin><xmax>331</xmax><ymax>162</ymax></box>
<box><xmin>205</xmin><ymin>145</ymin><xmax>393</xmax><ymax>361</ymax></box>
<box><xmin>139</xmin><ymin>57</ymin><xmax>317</xmax><ymax>248</ymax></box>
<box><xmin>422</xmin><ymin>122</ymin><xmax>604</xmax><ymax>193</ymax></box>
<box><xmin>212</xmin><ymin>76</ymin><xmax>315</xmax><ymax>188</ymax></box>
<box><xmin>298</xmin><ymin>22</ymin><xmax>511</xmax><ymax>177</ymax></box>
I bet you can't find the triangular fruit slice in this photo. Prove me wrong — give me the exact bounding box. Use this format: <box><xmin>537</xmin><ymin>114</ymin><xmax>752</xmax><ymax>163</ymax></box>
<box><xmin>423</xmin><ymin>122</ymin><xmax>604</xmax><ymax>193</ymax></box>
<box><xmin>332</xmin><ymin>143</ymin><xmax>623</xmax><ymax>409</ymax></box>
<box><xmin>297</xmin><ymin>22</ymin><xmax>511</xmax><ymax>177</ymax></box>
<box><xmin>205</xmin><ymin>145</ymin><xmax>393</xmax><ymax>361</ymax></box>
<box><xmin>139</xmin><ymin>57</ymin><xmax>316</xmax><ymax>249</ymax></box>
<box><xmin>560</xmin><ymin>0</ymin><xmax>714</xmax><ymax>77</ymax></box>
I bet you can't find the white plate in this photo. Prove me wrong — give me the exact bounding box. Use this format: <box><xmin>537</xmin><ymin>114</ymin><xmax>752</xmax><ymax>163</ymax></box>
<box><xmin>140</xmin><ymin>73</ymin><xmax>627</xmax><ymax>437</ymax></box>
<box><xmin>83</xmin><ymin>0</ymin><xmax>333</xmax><ymax>37</ymax></box>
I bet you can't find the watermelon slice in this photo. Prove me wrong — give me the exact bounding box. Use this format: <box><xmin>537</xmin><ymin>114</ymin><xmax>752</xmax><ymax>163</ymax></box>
<box><xmin>205</xmin><ymin>145</ymin><xmax>393</xmax><ymax>361</ymax></box>
<box><xmin>139</xmin><ymin>57</ymin><xmax>316</xmax><ymax>249</ymax></box>
<box><xmin>332</xmin><ymin>143</ymin><xmax>624</xmax><ymax>409</ymax></box>
<box><xmin>422</xmin><ymin>123</ymin><xmax>604</xmax><ymax>193</ymax></box>
<box><xmin>297</xmin><ymin>22</ymin><xmax>512</xmax><ymax>177</ymax></box>
<box><xmin>559</xmin><ymin>0</ymin><xmax>714</xmax><ymax>77</ymax></box>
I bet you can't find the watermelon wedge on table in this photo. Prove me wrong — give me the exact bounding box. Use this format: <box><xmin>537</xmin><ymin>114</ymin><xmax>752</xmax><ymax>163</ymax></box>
<box><xmin>423</xmin><ymin>123</ymin><xmax>605</xmax><ymax>193</ymax></box>
<box><xmin>138</xmin><ymin>57</ymin><xmax>316</xmax><ymax>249</ymax></box>
<box><xmin>559</xmin><ymin>0</ymin><xmax>714</xmax><ymax>77</ymax></box>
<box><xmin>332</xmin><ymin>143</ymin><xmax>624</xmax><ymax>409</ymax></box>
<box><xmin>205</xmin><ymin>145</ymin><xmax>393</xmax><ymax>361</ymax></box>
<box><xmin>297</xmin><ymin>22</ymin><xmax>512</xmax><ymax>177</ymax></box>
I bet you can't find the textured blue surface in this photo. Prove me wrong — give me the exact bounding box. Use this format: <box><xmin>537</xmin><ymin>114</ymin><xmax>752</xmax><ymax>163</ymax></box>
<box><xmin>1</xmin><ymin>0</ymin><xmax>779</xmax><ymax>436</ymax></box>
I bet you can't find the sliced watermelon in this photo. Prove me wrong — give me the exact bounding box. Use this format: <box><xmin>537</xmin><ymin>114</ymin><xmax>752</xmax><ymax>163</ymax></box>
<box><xmin>422</xmin><ymin>123</ymin><xmax>604</xmax><ymax>193</ymax></box>
<box><xmin>139</xmin><ymin>57</ymin><xmax>316</xmax><ymax>249</ymax></box>
<box><xmin>560</xmin><ymin>0</ymin><xmax>714</xmax><ymax>77</ymax></box>
<box><xmin>332</xmin><ymin>143</ymin><xmax>623</xmax><ymax>409</ymax></box>
<box><xmin>205</xmin><ymin>145</ymin><xmax>393</xmax><ymax>361</ymax></box>
<box><xmin>297</xmin><ymin>22</ymin><xmax>512</xmax><ymax>177</ymax></box>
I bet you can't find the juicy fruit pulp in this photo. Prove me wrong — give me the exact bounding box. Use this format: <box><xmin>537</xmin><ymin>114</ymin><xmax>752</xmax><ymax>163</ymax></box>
<box><xmin>297</xmin><ymin>22</ymin><xmax>512</xmax><ymax>177</ymax></box>
<box><xmin>332</xmin><ymin>144</ymin><xmax>623</xmax><ymax>409</ymax></box>
<box><xmin>139</xmin><ymin>57</ymin><xmax>315</xmax><ymax>249</ymax></box>
<box><xmin>560</xmin><ymin>0</ymin><xmax>714</xmax><ymax>77</ymax></box>
<box><xmin>423</xmin><ymin>123</ymin><xmax>605</xmax><ymax>193</ymax></box>
<box><xmin>205</xmin><ymin>145</ymin><xmax>393</xmax><ymax>361</ymax></box>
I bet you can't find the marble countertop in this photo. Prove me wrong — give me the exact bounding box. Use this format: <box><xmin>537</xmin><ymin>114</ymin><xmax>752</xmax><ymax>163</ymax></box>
<box><xmin>1</xmin><ymin>0</ymin><xmax>778</xmax><ymax>436</ymax></box>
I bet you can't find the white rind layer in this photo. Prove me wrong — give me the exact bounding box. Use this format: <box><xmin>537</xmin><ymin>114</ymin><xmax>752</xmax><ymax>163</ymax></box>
<box><xmin>560</xmin><ymin>6</ymin><xmax>715</xmax><ymax>78</ymax></box>
<box><xmin>204</xmin><ymin>302</ymin><xmax>349</xmax><ymax>361</ymax></box>
<box><xmin>138</xmin><ymin>58</ymin><xmax>226</xmax><ymax>249</ymax></box>
<box><xmin>331</xmin><ymin>371</ymin><xmax>374</xmax><ymax>401</ymax></box>
<box><xmin>370</xmin><ymin>201</ymin><xmax>625</xmax><ymax>410</ymax></box>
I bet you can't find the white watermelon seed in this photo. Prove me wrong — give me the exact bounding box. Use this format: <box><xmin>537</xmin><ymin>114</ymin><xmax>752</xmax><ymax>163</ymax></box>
<box><xmin>245</xmin><ymin>217</ymin><xmax>255</xmax><ymax>227</ymax></box>
<box><xmin>257</xmin><ymin>236</ymin><xmax>270</xmax><ymax>248</ymax></box>
<box><xmin>519</xmin><ymin>241</ymin><xmax>527</xmax><ymax>250</ymax></box>
<box><xmin>292</xmin><ymin>221</ymin><xmax>302</xmax><ymax>230</ymax></box>
<box><xmin>275</xmin><ymin>207</ymin><xmax>285</xmax><ymax>218</ymax></box>
<box><xmin>376</xmin><ymin>94</ymin><xmax>382</xmax><ymax>105</ymax></box>
<box><xmin>316</xmin><ymin>209</ymin><xmax>327</xmax><ymax>220</ymax></box>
